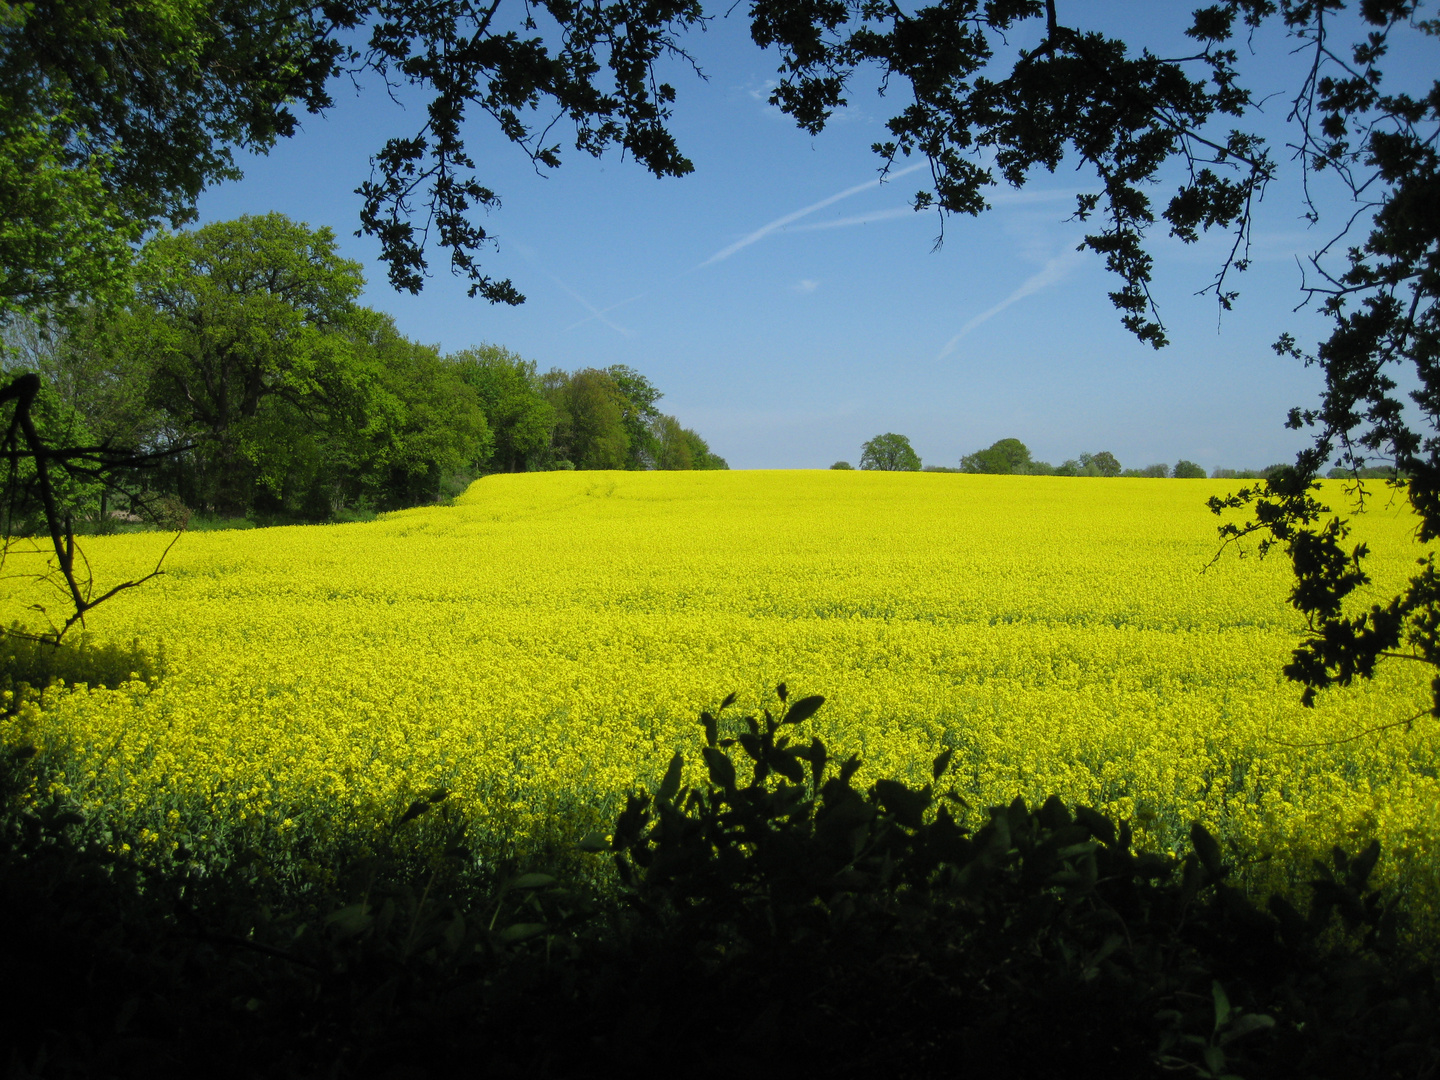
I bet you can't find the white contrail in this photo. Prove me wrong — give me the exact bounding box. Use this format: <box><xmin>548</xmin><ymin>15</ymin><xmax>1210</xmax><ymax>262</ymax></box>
<box><xmin>785</xmin><ymin>206</ymin><xmax>917</xmax><ymax>231</ymax></box>
<box><xmin>564</xmin><ymin>291</ymin><xmax>648</xmax><ymax>332</ymax></box>
<box><xmin>937</xmin><ymin>249</ymin><xmax>1084</xmax><ymax>359</ymax></box>
<box><xmin>510</xmin><ymin>238</ymin><xmax>634</xmax><ymax>337</ymax></box>
<box><xmin>784</xmin><ymin>188</ymin><xmax>1086</xmax><ymax>233</ymax></box>
<box><xmin>697</xmin><ymin>160</ymin><xmax>929</xmax><ymax>267</ymax></box>
<box><xmin>546</xmin><ymin>274</ymin><xmax>633</xmax><ymax>336</ymax></box>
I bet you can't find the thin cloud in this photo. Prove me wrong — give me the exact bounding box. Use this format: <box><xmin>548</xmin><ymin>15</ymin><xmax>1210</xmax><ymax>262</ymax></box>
<box><xmin>785</xmin><ymin>189</ymin><xmax>1085</xmax><ymax>233</ymax></box>
<box><xmin>698</xmin><ymin>160</ymin><xmax>929</xmax><ymax>268</ymax></box>
<box><xmin>937</xmin><ymin>248</ymin><xmax>1085</xmax><ymax>359</ymax></box>
<box><xmin>793</xmin><ymin>279</ymin><xmax>819</xmax><ymax>293</ymax></box>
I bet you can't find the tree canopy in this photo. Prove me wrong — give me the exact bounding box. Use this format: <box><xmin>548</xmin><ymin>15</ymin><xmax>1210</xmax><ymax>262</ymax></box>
<box><xmin>0</xmin><ymin>0</ymin><xmax>705</xmax><ymax>315</ymax></box>
<box><xmin>860</xmin><ymin>433</ymin><xmax>922</xmax><ymax>472</ymax></box>
<box><xmin>0</xmin><ymin>0</ymin><xmax>346</xmax><ymax>318</ymax></box>
<box><xmin>961</xmin><ymin>438</ymin><xmax>1033</xmax><ymax>475</ymax></box>
<box><xmin>97</xmin><ymin>213</ymin><xmax>373</xmax><ymax>514</ymax></box>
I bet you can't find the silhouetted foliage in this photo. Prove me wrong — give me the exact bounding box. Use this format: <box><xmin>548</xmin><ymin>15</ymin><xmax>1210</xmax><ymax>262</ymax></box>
<box><xmin>0</xmin><ymin>689</ymin><xmax>1434</xmax><ymax>1077</ymax></box>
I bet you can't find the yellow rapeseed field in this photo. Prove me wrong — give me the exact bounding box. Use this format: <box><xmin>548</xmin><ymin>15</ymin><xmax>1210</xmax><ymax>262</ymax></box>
<box><xmin>2</xmin><ymin>470</ymin><xmax>1436</xmax><ymax>904</ymax></box>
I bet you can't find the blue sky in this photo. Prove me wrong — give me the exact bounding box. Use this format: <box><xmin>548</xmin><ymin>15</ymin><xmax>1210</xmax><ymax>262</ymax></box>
<box><xmin>193</xmin><ymin>3</ymin><xmax>1431</xmax><ymax>472</ymax></box>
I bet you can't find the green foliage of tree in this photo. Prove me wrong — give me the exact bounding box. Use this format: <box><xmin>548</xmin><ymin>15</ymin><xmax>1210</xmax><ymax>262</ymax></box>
<box><xmin>682</xmin><ymin>428</ymin><xmax>727</xmax><ymax>471</ymax></box>
<box><xmin>652</xmin><ymin>414</ymin><xmax>726</xmax><ymax>470</ymax></box>
<box><xmin>0</xmin><ymin>370</ymin><xmax>101</xmax><ymax>533</ymax></box>
<box><xmin>355</xmin><ymin>316</ymin><xmax>493</xmax><ymax>510</ymax></box>
<box><xmin>0</xmin><ymin>0</ymin><xmax>707</xmax><ymax>314</ymax></box>
<box><xmin>1174</xmin><ymin>460</ymin><xmax>1208</xmax><ymax>479</ymax></box>
<box><xmin>0</xmin><ymin>0</ymin><xmax>347</xmax><ymax>318</ymax></box>
<box><xmin>961</xmin><ymin>438</ymin><xmax>1032</xmax><ymax>474</ymax></box>
<box><xmin>831</xmin><ymin>461</ymin><xmax>854</xmax><ymax>470</ymax></box>
<box><xmin>1122</xmin><ymin>464</ymin><xmax>1170</xmax><ymax>478</ymax></box>
<box><xmin>94</xmin><ymin>214</ymin><xmax>369</xmax><ymax>514</ymax></box>
<box><xmin>1081</xmin><ymin>451</ymin><xmax>1122</xmax><ymax>478</ymax></box>
<box><xmin>860</xmin><ymin>433</ymin><xmax>921</xmax><ymax>472</ymax></box>
<box><xmin>448</xmin><ymin>345</ymin><xmax>556</xmax><ymax>472</ymax></box>
<box><xmin>605</xmin><ymin>365</ymin><xmax>664</xmax><ymax>469</ymax></box>
<box><xmin>545</xmin><ymin>368</ymin><xmax>630</xmax><ymax>471</ymax></box>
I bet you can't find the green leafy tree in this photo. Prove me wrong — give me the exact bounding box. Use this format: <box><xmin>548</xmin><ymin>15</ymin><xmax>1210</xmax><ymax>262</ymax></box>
<box><xmin>1174</xmin><ymin>460</ymin><xmax>1207</xmax><ymax>479</ymax></box>
<box><xmin>606</xmin><ymin>365</ymin><xmax>664</xmax><ymax>469</ymax></box>
<box><xmin>448</xmin><ymin>345</ymin><xmax>555</xmax><ymax>472</ymax></box>
<box><xmin>961</xmin><ymin>438</ymin><xmax>1032</xmax><ymax>475</ymax></box>
<box><xmin>2</xmin><ymin>314</ymin><xmax>164</xmax><ymax>467</ymax></box>
<box><xmin>356</xmin><ymin>317</ymin><xmax>493</xmax><ymax>511</ymax></box>
<box><xmin>830</xmin><ymin>461</ymin><xmax>854</xmax><ymax>470</ymax></box>
<box><xmin>652</xmin><ymin>415</ymin><xmax>693</xmax><ymax>470</ymax></box>
<box><xmin>0</xmin><ymin>0</ymin><xmax>706</xmax><ymax>316</ymax></box>
<box><xmin>0</xmin><ymin>0</ymin><xmax>350</xmax><ymax>319</ymax></box>
<box><xmin>682</xmin><ymin>427</ymin><xmax>727</xmax><ymax>470</ymax></box>
<box><xmin>97</xmin><ymin>214</ymin><xmax>369</xmax><ymax>514</ymax></box>
<box><xmin>1080</xmin><ymin>451</ymin><xmax>1122</xmax><ymax>478</ymax></box>
<box><xmin>546</xmin><ymin>368</ymin><xmax>630</xmax><ymax>471</ymax></box>
<box><xmin>860</xmin><ymin>433</ymin><xmax>921</xmax><ymax>472</ymax></box>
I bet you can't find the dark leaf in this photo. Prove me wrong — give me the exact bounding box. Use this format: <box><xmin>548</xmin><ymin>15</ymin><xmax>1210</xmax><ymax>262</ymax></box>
<box><xmin>808</xmin><ymin>736</ymin><xmax>828</xmax><ymax>787</ymax></box>
<box><xmin>782</xmin><ymin>694</ymin><xmax>825</xmax><ymax>725</ymax></box>
<box><xmin>703</xmin><ymin>745</ymin><xmax>737</xmax><ymax>789</ymax></box>
<box><xmin>657</xmin><ymin>751</ymin><xmax>684</xmax><ymax>804</ymax></box>
<box><xmin>932</xmin><ymin>746</ymin><xmax>954</xmax><ymax>781</ymax></box>
<box><xmin>771</xmin><ymin>748</ymin><xmax>805</xmax><ymax>784</ymax></box>
<box><xmin>1349</xmin><ymin>839</ymin><xmax>1381</xmax><ymax>889</ymax></box>
<box><xmin>1191</xmin><ymin>822</ymin><xmax>1227</xmax><ymax>879</ymax></box>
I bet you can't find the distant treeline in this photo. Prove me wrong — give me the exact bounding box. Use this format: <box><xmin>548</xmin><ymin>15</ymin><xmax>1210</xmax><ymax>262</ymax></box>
<box><xmin>0</xmin><ymin>214</ymin><xmax>725</xmax><ymax>530</ymax></box>
<box><xmin>837</xmin><ymin>435</ymin><xmax>1397</xmax><ymax>480</ymax></box>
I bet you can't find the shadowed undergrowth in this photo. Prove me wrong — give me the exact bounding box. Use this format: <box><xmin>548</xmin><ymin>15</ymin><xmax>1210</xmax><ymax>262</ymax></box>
<box><xmin>1</xmin><ymin>687</ymin><xmax>1435</xmax><ymax>1079</ymax></box>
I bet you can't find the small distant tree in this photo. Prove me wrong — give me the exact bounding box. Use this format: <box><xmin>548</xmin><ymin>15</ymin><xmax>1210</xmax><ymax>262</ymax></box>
<box><xmin>1122</xmin><ymin>463</ymin><xmax>1169</xmax><ymax>478</ymax></box>
<box><xmin>859</xmin><ymin>433</ymin><xmax>921</xmax><ymax>472</ymax></box>
<box><xmin>1174</xmin><ymin>460</ymin><xmax>1206</xmax><ymax>479</ymax></box>
<box><xmin>1081</xmin><ymin>451</ymin><xmax>1121</xmax><ymax>478</ymax></box>
<box><xmin>960</xmin><ymin>437</ymin><xmax>1031</xmax><ymax>474</ymax></box>
<box><xmin>830</xmin><ymin>461</ymin><xmax>853</xmax><ymax>470</ymax></box>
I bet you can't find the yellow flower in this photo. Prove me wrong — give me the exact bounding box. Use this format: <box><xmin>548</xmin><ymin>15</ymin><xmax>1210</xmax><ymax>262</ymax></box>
<box><xmin>1</xmin><ymin>471</ymin><xmax>1434</xmax><ymax>918</ymax></box>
